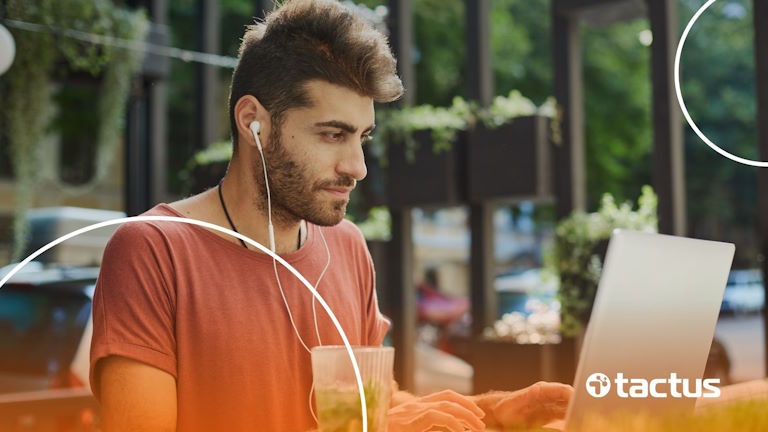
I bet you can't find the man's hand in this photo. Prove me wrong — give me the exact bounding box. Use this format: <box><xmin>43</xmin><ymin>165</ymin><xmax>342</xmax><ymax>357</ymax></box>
<box><xmin>388</xmin><ymin>389</ymin><xmax>486</xmax><ymax>431</ymax></box>
<box><xmin>473</xmin><ymin>382</ymin><xmax>573</xmax><ymax>429</ymax></box>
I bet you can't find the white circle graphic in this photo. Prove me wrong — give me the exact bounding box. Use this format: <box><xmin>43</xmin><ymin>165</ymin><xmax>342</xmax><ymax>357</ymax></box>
<box><xmin>674</xmin><ymin>0</ymin><xmax>768</xmax><ymax>167</ymax></box>
<box><xmin>0</xmin><ymin>216</ymin><xmax>370</xmax><ymax>430</ymax></box>
<box><xmin>585</xmin><ymin>372</ymin><xmax>612</xmax><ymax>398</ymax></box>
<box><xmin>0</xmin><ymin>24</ymin><xmax>15</xmax><ymax>76</ymax></box>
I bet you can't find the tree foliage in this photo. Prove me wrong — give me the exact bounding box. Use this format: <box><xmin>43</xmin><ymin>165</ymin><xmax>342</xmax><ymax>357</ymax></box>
<box><xmin>679</xmin><ymin>0</ymin><xmax>758</xmax><ymax>264</ymax></box>
<box><xmin>159</xmin><ymin>0</ymin><xmax>759</xmax><ymax>265</ymax></box>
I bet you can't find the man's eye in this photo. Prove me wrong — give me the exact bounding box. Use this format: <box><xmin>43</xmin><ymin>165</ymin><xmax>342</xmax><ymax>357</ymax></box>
<box><xmin>325</xmin><ymin>132</ymin><xmax>345</xmax><ymax>141</ymax></box>
<box><xmin>362</xmin><ymin>134</ymin><xmax>374</xmax><ymax>143</ymax></box>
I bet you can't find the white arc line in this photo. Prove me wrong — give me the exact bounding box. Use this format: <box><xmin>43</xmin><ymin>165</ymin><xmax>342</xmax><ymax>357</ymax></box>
<box><xmin>0</xmin><ymin>215</ymin><xmax>370</xmax><ymax>431</ymax></box>
<box><xmin>674</xmin><ymin>0</ymin><xmax>768</xmax><ymax>168</ymax></box>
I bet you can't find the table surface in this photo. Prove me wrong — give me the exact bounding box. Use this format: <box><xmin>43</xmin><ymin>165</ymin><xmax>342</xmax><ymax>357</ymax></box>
<box><xmin>487</xmin><ymin>379</ymin><xmax>768</xmax><ymax>431</ymax></box>
<box><xmin>695</xmin><ymin>378</ymin><xmax>768</xmax><ymax>410</ymax></box>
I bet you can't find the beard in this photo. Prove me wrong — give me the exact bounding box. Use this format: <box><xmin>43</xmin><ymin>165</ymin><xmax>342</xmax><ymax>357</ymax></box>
<box><xmin>251</xmin><ymin>125</ymin><xmax>355</xmax><ymax>227</ymax></box>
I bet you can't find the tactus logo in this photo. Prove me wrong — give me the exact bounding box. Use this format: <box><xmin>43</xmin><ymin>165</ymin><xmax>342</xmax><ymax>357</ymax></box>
<box><xmin>585</xmin><ymin>372</ymin><xmax>721</xmax><ymax>399</ymax></box>
<box><xmin>586</xmin><ymin>372</ymin><xmax>612</xmax><ymax>398</ymax></box>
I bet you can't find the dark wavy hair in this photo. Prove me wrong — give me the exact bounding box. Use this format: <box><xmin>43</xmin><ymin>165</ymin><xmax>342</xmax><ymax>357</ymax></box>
<box><xmin>228</xmin><ymin>0</ymin><xmax>404</xmax><ymax>151</ymax></box>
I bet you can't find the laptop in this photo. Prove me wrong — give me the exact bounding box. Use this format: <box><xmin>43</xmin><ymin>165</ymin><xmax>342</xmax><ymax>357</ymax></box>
<box><xmin>563</xmin><ymin>229</ymin><xmax>735</xmax><ymax>429</ymax></box>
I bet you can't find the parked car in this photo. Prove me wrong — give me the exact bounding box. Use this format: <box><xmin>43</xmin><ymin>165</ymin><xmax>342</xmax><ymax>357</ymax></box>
<box><xmin>720</xmin><ymin>269</ymin><xmax>765</xmax><ymax>315</ymax></box>
<box><xmin>0</xmin><ymin>265</ymin><xmax>98</xmax><ymax>431</ymax></box>
<box><xmin>495</xmin><ymin>268</ymin><xmax>557</xmax><ymax>316</ymax></box>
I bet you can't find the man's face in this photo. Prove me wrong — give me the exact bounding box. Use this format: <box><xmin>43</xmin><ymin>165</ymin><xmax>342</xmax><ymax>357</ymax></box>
<box><xmin>254</xmin><ymin>80</ymin><xmax>374</xmax><ymax>226</ymax></box>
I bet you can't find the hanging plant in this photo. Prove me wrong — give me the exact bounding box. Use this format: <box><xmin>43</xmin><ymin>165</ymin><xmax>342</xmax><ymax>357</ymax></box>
<box><xmin>41</xmin><ymin>7</ymin><xmax>149</xmax><ymax>195</ymax></box>
<box><xmin>1</xmin><ymin>0</ymin><xmax>148</xmax><ymax>260</ymax></box>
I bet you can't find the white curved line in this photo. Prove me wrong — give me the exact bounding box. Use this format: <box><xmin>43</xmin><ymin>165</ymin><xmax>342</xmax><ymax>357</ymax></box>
<box><xmin>674</xmin><ymin>0</ymin><xmax>768</xmax><ymax>168</ymax></box>
<box><xmin>0</xmin><ymin>215</ymin><xmax>369</xmax><ymax>430</ymax></box>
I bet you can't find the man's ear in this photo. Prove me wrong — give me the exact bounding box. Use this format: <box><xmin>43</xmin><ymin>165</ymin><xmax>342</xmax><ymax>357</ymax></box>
<box><xmin>234</xmin><ymin>95</ymin><xmax>272</xmax><ymax>150</ymax></box>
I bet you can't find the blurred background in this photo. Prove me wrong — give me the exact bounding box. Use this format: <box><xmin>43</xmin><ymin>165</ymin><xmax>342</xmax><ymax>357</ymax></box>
<box><xmin>0</xmin><ymin>0</ymin><xmax>766</xmax><ymax>430</ymax></box>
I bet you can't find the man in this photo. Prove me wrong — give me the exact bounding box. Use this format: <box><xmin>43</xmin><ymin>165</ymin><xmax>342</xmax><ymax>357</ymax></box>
<box><xmin>90</xmin><ymin>1</ymin><xmax>572</xmax><ymax>430</ymax></box>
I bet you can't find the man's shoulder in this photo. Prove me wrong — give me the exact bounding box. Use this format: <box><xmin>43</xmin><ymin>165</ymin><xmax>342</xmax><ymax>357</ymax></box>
<box><xmin>326</xmin><ymin>218</ymin><xmax>366</xmax><ymax>245</ymax></box>
<box><xmin>107</xmin><ymin>204</ymin><xmax>189</xmax><ymax>249</ymax></box>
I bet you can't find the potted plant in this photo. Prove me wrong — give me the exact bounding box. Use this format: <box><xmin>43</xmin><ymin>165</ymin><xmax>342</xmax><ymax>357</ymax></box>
<box><xmin>375</xmin><ymin>91</ymin><xmax>557</xmax><ymax>209</ymax></box>
<box><xmin>467</xmin><ymin>92</ymin><xmax>557</xmax><ymax>202</ymax></box>
<box><xmin>458</xmin><ymin>187</ymin><xmax>657</xmax><ymax>392</ymax></box>
<box><xmin>377</xmin><ymin>97</ymin><xmax>472</xmax><ymax>209</ymax></box>
<box><xmin>545</xmin><ymin>186</ymin><xmax>658</xmax><ymax>338</ymax></box>
<box><xmin>465</xmin><ymin>299</ymin><xmax>577</xmax><ymax>393</ymax></box>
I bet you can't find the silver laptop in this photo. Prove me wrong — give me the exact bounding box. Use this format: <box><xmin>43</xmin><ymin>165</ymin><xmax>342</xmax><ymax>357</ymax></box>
<box><xmin>564</xmin><ymin>229</ymin><xmax>735</xmax><ymax>429</ymax></box>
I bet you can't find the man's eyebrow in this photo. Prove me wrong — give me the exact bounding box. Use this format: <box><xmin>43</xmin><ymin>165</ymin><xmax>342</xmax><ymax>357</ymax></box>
<box><xmin>314</xmin><ymin>120</ymin><xmax>376</xmax><ymax>134</ymax></box>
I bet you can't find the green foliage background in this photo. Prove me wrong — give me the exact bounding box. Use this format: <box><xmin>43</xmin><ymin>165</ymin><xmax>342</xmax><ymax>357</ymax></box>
<box><xmin>679</xmin><ymin>0</ymin><xmax>758</xmax><ymax>264</ymax></box>
<box><xmin>133</xmin><ymin>0</ymin><xmax>761</xmax><ymax>266</ymax></box>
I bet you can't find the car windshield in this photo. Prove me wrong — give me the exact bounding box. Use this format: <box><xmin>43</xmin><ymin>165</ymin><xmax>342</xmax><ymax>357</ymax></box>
<box><xmin>0</xmin><ymin>287</ymin><xmax>92</xmax><ymax>377</ymax></box>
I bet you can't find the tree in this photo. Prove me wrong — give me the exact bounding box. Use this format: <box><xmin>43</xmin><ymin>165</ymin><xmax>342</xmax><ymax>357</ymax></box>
<box><xmin>679</xmin><ymin>0</ymin><xmax>758</xmax><ymax>265</ymax></box>
<box><xmin>162</xmin><ymin>0</ymin><xmax>761</xmax><ymax>267</ymax></box>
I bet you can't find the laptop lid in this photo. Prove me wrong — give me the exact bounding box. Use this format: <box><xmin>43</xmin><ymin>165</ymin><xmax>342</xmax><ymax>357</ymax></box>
<box><xmin>564</xmin><ymin>229</ymin><xmax>734</xmax><ymax>428</ymax></box>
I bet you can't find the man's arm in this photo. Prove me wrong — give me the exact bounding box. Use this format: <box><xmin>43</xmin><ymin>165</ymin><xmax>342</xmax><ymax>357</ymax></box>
<box><xmin>95</xmin><ymin>356</ymin><xmax>177</xmax><ymax>432</ymax></box>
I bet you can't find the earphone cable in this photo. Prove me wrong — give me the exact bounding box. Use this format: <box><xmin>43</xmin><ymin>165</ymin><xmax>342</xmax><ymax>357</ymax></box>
<box><xmin>311</xmin><ymin>227</ymin><xmax>331</xmax><ymax>346</ymax></box>
<box><xmin>217</xmin><ymin>176</ymin><xmax>321</xmax><ymax>353</ymax></box>
<box><xmin>236</xmin><ymin>121</ymin><xmax>332</xmax><ymax>424</ymax></box>
<box><xmin>254</xmin><ymin>141</ymin><xmax>276</xmax><ymax>252</ymax></box>
<box><xmin>272</xmin><ymin>258</ymin><xmax>313</xmax><ymax>353</ymax></box>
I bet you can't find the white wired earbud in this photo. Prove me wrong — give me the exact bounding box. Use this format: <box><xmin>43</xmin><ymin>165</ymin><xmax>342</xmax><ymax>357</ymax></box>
<box><xmin>249</xmin><ymin>120</ymin><xmax>330</xmax><ymax>423</ymax></box>
<box><xmin>250</xmin><ymin>120</ymin><xmax>275</xmax><ymax>253</ymax></box>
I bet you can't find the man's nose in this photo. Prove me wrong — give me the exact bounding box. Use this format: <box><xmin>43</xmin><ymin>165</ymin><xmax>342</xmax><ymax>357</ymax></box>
<box><xmin>337</xmin><ymin>143</ymin><xmax>367</xmax><ymax>182</ymax></box>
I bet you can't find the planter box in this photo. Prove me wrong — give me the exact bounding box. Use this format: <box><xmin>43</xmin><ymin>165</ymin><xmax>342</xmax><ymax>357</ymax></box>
<box><xmin>386</xmin><ymin>130</ymin><xmax>468</xmax><ymax>209</ymax></box>
<box><xmin>458</xmin><ymin>337</ymin><xmax>577</xmax><ymax>393</ymax></box>
<box><xmin>467</xmin><ymin>115</ymin><xmax>553</xmax><ymax>203</ymax></box>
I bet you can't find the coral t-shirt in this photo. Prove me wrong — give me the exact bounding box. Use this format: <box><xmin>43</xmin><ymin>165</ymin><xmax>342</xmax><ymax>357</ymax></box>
<box><xmin>90</xmin><ymin>204</ymin><xmax>390</xmax><ymax>431</ymax></box>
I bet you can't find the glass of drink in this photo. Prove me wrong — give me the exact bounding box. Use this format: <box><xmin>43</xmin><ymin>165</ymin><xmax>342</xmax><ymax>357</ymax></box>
<box><xmin>311</xmin><ymin>346</ymin><xmax>394</xmax><ymax>432</ymax></box>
